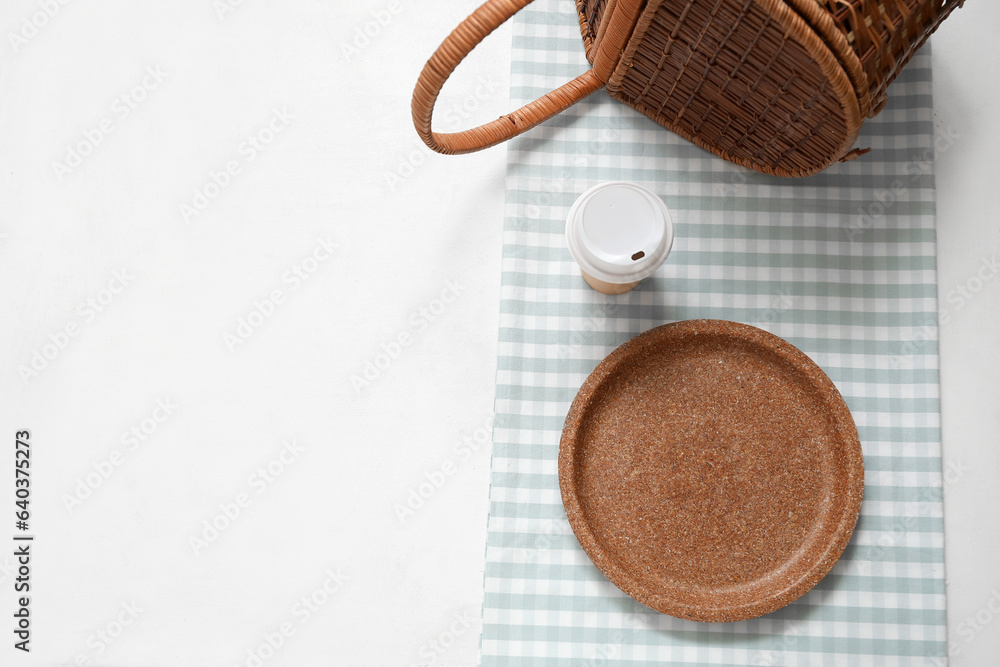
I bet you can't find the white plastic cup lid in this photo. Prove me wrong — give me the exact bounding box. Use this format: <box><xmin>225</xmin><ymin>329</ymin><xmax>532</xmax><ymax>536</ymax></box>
<box><xmin>566</xmin><ymin>181</ymin><xmax>674</xmax><ymax>284</ymax></box>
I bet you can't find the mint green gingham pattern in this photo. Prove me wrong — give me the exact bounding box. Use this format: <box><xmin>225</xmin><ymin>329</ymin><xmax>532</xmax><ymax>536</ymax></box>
<box><xmin>480</xmin><ymin>1</ymin><xmax>946</xmax><ymax>664</ymax></box>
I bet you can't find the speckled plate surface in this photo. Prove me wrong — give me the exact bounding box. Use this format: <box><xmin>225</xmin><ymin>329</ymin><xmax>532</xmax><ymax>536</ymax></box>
<box><xmin>559</xmin><ymin>320</ymin><xmax>864</xmax><ymax>623</ymax></box>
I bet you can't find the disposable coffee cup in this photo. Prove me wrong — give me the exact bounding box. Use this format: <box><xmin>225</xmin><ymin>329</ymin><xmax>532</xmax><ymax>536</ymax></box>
<box><xmin>566</xmin><ymin>181</ymin><xmax>674</xmax><ymax>295</ymax></box>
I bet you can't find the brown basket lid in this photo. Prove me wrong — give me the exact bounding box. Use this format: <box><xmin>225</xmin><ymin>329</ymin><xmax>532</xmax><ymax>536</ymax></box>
<box><xmin>603</xmin><ymin>0</ymin><xmax>864</xmax><ymax>176</ymax></box>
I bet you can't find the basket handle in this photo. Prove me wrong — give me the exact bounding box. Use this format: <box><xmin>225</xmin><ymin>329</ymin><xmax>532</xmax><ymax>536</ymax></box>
<box><xmin>412</xmin><ymin>0</ymin><xmax>604</xmax><ymax>155</ymax></box>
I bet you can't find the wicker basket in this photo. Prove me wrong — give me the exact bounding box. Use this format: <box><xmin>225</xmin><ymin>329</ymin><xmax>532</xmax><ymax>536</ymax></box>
<box><xmin>412</xmin><ymin>0</ymin><xmax>962</xmax><ymax>177</ymax></box>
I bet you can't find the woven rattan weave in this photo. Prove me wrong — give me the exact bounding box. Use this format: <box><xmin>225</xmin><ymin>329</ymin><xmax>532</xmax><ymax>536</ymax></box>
<box><xmin>413</xmin><ymin>0</ymin><xmax>961</xmax><ymax>177</ymax></box>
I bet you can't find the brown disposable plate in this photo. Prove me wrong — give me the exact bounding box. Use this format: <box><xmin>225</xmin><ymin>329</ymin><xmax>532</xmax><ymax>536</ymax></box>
<box><xmin>559</xmin><ymin>320</ymin><xmax>864</xmax><ymax>623</ymax></box>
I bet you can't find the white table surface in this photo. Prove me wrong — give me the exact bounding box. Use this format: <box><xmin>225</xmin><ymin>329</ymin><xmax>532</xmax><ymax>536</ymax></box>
<box><xmin>1</xmin><ymin>1</ymin><xmax>996</xmax><ymax>665</ymax></box>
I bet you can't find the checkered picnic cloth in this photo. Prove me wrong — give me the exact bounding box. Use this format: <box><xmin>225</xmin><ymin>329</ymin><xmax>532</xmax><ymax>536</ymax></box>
<box><xmin>479</xmin><ymin>2</ymin><xmax>947</xmax><ymax>665</ymax></box>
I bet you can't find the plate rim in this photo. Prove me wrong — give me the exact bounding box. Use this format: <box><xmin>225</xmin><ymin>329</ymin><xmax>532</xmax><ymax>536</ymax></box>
<box><xmin>558</xmin><ymin>319</ymin><xmax>865</xmax><ymax>623</ymax></box>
